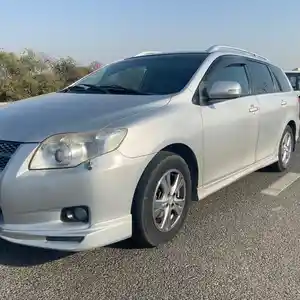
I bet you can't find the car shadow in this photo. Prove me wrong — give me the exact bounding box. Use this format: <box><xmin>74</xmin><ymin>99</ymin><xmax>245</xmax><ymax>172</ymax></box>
<box><xmin>256</xmin><ymin>165</ymin><xmax>278</xmax><ymax>173</ymax></box>
<box><xmin>0</xmin><ymin>238</ymin><xmax>71</xmax><ymax>267</ymax></box>
<box><xmin>106</xmin><ymin>238</ymin><xmax>142</xmax><ymax>250</ymax></box>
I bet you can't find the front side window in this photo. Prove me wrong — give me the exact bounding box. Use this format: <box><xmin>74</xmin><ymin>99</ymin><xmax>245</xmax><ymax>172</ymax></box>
<box><xmin>67</xmin><ymin>53</ymin><xmax>208</xmax><ymax>95</ymax></box>
<box><xmin>246</xmin><ymin>61</ymin><xmax>274</xmax><ymax>94</ymax></box>
<box><xmin>200</xmin><ymin>64</ymin><xmax>250</xmax><ymax>97</ymax></box>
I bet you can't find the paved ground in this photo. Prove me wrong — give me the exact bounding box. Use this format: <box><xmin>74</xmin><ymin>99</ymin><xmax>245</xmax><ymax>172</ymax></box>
<box><xmin>2</xmin><ymin>151</ymin><xmax>300</xmax><ymax>300</ymax></box>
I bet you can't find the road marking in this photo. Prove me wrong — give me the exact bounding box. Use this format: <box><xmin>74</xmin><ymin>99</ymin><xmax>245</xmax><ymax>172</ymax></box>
<box><xmin>261</xmin><ymin>172</ymin><xmax>300</xmax><ymax>196</ymax></box>
<box><xmin>271</xmin><ymin>206</ymin><xmax>283</xmax><ymax>211</ymax></box>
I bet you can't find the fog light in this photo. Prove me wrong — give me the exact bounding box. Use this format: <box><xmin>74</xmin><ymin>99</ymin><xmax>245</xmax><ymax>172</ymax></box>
<box><xmin>61</xmin><ymin>206</ymin><xmax>89</xmax><ymax>223</ymax></box>
<box><xmin>74</xmin><ymin>207</ymin><xmax>88</xmax><ymax>222</ymax></box>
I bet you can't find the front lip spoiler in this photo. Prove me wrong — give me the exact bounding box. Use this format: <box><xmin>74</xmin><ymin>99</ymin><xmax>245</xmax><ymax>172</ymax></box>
<box><xmin>0</xmin><ymin>215</ymin><xmax>132</xmax><ymax>252</ymax></box>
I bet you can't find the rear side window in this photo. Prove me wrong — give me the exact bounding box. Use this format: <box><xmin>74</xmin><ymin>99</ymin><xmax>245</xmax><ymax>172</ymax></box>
<box><xmin>270</xmin><ymin>67</ymin><xmax>293</xmax><ymax>92</ymax></box>
<box><xmin>246</xmin><ymin>61</ymin><xmax>274</xmax><ymax>94</ymax></box>
<box><xmin>270</xmin><ymin>71</ymin><xmax>281</xmax><ymax>92</ymax></box>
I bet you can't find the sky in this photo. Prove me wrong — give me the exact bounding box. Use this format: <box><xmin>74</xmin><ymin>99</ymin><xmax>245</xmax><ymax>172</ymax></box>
<box><xmin>0</xmin><ymin>0</ymin><xmax>299</xmax><ymax>69</ymax></box>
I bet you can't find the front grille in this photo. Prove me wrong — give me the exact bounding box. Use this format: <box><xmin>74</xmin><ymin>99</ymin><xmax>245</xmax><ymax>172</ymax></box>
<box><xmin>0</xmin><ymin>141</ymin><xmax>21</xmax><ymax>172</ymax></box>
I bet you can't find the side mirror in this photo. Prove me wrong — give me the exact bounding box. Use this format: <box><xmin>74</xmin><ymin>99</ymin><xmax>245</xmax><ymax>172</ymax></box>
<box><xmin>207</xmin><ymin>81</ymin><xmax>242</xmax><ymax>100</ymax></box>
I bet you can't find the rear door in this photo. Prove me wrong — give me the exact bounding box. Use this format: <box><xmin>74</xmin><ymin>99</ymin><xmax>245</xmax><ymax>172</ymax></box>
<box><xmin>200</xmin><ymin>55</ymin><xmax>260</xmax><ymax>184</ymax></box>
<box><xmin>246</xmin><ymin>60</ymin><xmax>287</xmax><ymax>161</ymax></box>
<box><xmin>272</xmin><ymin>66</ymin><xmax>300</xmax><ymax>141</ymax></box>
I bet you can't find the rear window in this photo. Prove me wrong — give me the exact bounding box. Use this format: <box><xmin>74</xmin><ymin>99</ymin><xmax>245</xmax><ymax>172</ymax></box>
<box><xmin>76</xmin><ymin>53</ymin><xmax>208</xmax><ymax>95</ymax></box>
<box><xmin>285</xmin><ymin>72</ymin><xmax>300</xmax><ymax>91</ymax></box>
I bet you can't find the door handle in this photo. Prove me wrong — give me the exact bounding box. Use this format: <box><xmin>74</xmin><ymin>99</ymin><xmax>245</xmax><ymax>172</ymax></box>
<box><xmin>249</xmin><ymin>105</ymin><xmax>259</xmax><ymax>113</ymax></box>
<box><xmin>281</xmin><ymin>100</ymin><xmax>287</xmax><ymax>106</ymax></box>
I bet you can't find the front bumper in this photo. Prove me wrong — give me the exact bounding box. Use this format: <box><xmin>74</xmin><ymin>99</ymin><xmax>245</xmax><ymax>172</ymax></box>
<box><xmin>0</xmin><ymin>144</ymin><xmax>152</xmax><ymax>251</ymax></box>
<box><xmin>0</xmin><ymin>215</ymin><xmax>132</xmax><ymax>251</ymax></box>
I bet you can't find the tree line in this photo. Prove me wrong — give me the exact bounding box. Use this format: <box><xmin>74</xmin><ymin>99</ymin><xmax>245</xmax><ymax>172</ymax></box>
<box><xmin>0</xmin><ymin>49</ymin><xmax>102</xmax><ymax>102</ymax></box>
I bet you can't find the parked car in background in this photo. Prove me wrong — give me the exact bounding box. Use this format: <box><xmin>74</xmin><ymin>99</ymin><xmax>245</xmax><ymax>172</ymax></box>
<box><xmin>0</xmin><ymin>45</ymin><xmax>299</xmax><ymax>252</ymax></box>
<box><xmin>285</xmin><ymin>70</ymin><xmax>300</xmax><ymax>95</ymax></box>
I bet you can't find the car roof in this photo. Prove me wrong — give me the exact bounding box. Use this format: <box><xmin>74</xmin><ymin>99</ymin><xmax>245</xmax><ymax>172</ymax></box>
<box><xmin>126</xmin><ymin>51</ymin><xmax>208</xmax><ymax>59</ymax></box>
<box><xmin>131</xmin><ymin>45</ymin><xmax>271</xmax><ymax>64</ymax></box>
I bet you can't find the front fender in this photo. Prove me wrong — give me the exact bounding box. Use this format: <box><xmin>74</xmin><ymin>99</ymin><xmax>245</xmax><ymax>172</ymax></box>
<box><xmin>115</xmin><ymin>101</ymin><xmax>203</xmax><ymax>171</ymax></box>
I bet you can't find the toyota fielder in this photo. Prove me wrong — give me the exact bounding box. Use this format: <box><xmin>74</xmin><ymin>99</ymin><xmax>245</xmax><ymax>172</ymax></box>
<box><xmin>0</xmin><ymin>45</ymin><xmax>298</xmax><ymax>251</ymax></box>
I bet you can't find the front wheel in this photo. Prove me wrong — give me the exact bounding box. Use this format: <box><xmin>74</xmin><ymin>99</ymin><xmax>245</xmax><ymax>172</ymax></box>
<box><xmin>271</xmin><ymin>125</ymin><xmax>294</xmax><ymax>172</ymax></box>
<box><xmin>131</xmin><ymin>151</ymin><xmax>192</xmax><ymax>248</ymax></box>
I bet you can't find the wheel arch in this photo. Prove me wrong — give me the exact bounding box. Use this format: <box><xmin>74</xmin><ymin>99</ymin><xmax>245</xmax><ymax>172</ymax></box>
<box><xmin>132</xmin><ymin>143</ymin><xmax>200</xmax><ymax>210</ymax></box>
<box><xmin>161</xmin><ymin>143</ymin><xmax>199</xmax><ymax>201</ymax></box>
<box><xmin>287</xmin><ymin>120</ymin><xmax>296</xmax><ymax>151</ymax></box>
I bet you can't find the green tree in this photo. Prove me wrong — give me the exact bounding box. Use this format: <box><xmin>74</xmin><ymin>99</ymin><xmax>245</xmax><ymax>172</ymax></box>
<box><xmin>0</xmin><ymin>49</ymin><xmax>99</xmax><ymax>102</ymax></box>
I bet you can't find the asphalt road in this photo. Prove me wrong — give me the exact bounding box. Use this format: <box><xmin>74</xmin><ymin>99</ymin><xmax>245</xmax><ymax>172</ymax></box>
<box><xmin>2</xmin><ymin>150</ymin><xmax>300</xmax><ymax>300</ymax></box>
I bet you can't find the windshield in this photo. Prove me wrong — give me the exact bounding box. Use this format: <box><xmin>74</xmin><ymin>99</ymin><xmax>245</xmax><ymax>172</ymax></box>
<box><xmin>67</xmin><ymin>53</ymin><xmax>208</xmax><ymax>95</ymax></box>
<box><xmin>286</xmin><ymin>72</ymin><xmax>300</xmax><ymax>91</ymax></box>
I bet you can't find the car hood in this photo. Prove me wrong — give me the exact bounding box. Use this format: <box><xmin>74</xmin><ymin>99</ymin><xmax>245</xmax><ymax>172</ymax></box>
<box><xmin>0</xmin><ymin>92</ymin><xmax>170</xmax><ymax>142</ymax></box>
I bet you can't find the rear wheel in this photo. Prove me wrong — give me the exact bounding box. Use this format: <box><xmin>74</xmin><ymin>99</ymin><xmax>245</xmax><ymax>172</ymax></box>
<box><xmin>271</xmin><ymin>125</ymin><xmax>294</xmax><ymax>172</ymax></box>
<box><xmin>131</xmin><ymin>151</ymin><xmax>192</xmax><ymax>248</ymax></box>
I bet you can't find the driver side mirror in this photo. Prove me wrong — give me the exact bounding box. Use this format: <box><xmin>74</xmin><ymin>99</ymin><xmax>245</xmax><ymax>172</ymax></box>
<box><xmin>207</xmin><ymin>81</ymin><xmax>242</xmax><ymax>100</ymax></box>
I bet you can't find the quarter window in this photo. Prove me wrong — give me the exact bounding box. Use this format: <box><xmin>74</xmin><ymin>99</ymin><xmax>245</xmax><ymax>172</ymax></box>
<box><xmin>271</xmin><ymin>67</ymin><xmax>292</xmax><ymax>92</ymax></box>
<box><xmin>246</xmin><ymin>61</ymin><xmax>274</xmax><ymax>94</ymax></box>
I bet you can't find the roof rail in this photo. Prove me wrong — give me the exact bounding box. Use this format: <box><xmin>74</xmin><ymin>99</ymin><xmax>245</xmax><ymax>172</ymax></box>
<box><xmin>134</xmin><ymin>51</ymin><xmax>162</xmax><ymax>57</ymax></box>
<box><xmin>206</xmin><ymin>45</ymin><xmax>269</xmax><ymax>62</ymax></box>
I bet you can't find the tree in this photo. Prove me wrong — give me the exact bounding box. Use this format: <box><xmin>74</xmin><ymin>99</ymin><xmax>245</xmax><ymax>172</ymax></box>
<box><xmin>0</xmin><ymin>49</ymin><xmax>101</xmax><ymax>102</ymax></box>
<box><xmin>89</xmin><ymin>60</ymin><xmax>102</xmax><ymax>71</ymax></box>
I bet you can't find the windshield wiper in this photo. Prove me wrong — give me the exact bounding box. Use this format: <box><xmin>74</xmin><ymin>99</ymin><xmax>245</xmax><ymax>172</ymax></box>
<box><xmin>96</xmin><ymin>85</ymin><xmax>153</xmax><ymax>95</ymax></box>
<box><xmin>60</xmin><ymin>84</ymin><xmax>153</xmax><ymax>95</ymax></box>
<box><xmin>60</xmin><ymin>84</ymin><xmax>108</xmax><ymax>93</ymax></box>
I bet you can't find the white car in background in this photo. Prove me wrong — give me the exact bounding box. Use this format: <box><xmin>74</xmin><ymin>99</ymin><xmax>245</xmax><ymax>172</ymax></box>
<box><xmin>286</xmin><ymin>70</ymin><xmax>300</xmax><ymax>96</ymax></box>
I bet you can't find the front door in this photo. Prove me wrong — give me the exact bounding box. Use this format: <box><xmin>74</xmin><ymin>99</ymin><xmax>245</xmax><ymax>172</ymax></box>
<box><xmin>199</xmin><ymin>56</ymin><xmax>259</xmax><ymax>185</ymax></box>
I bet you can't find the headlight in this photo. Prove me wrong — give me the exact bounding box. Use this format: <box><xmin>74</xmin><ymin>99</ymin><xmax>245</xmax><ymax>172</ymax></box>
<box><xmin>29</xmin><ymin>128</ymin><xmax>127</xmax><ymax>170</ymax></box>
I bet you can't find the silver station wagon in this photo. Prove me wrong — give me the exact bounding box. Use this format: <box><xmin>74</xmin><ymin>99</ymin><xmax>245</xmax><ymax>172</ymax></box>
<box><xmin>0</xmin><ymin>45</ymin><xmax>299</xmax><ymax>251</ymax></box>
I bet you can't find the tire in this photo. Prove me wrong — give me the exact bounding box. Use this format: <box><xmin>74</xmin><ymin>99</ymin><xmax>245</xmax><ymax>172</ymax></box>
<box><xmin>271</xmin><ymin>125</ymin><xmax>294</xmax><ymax>172</ymax></box>
<box><xmin>131</xmin><ymin>151</ymin><xmax>192</xmax><ymax>248</ymax></box>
